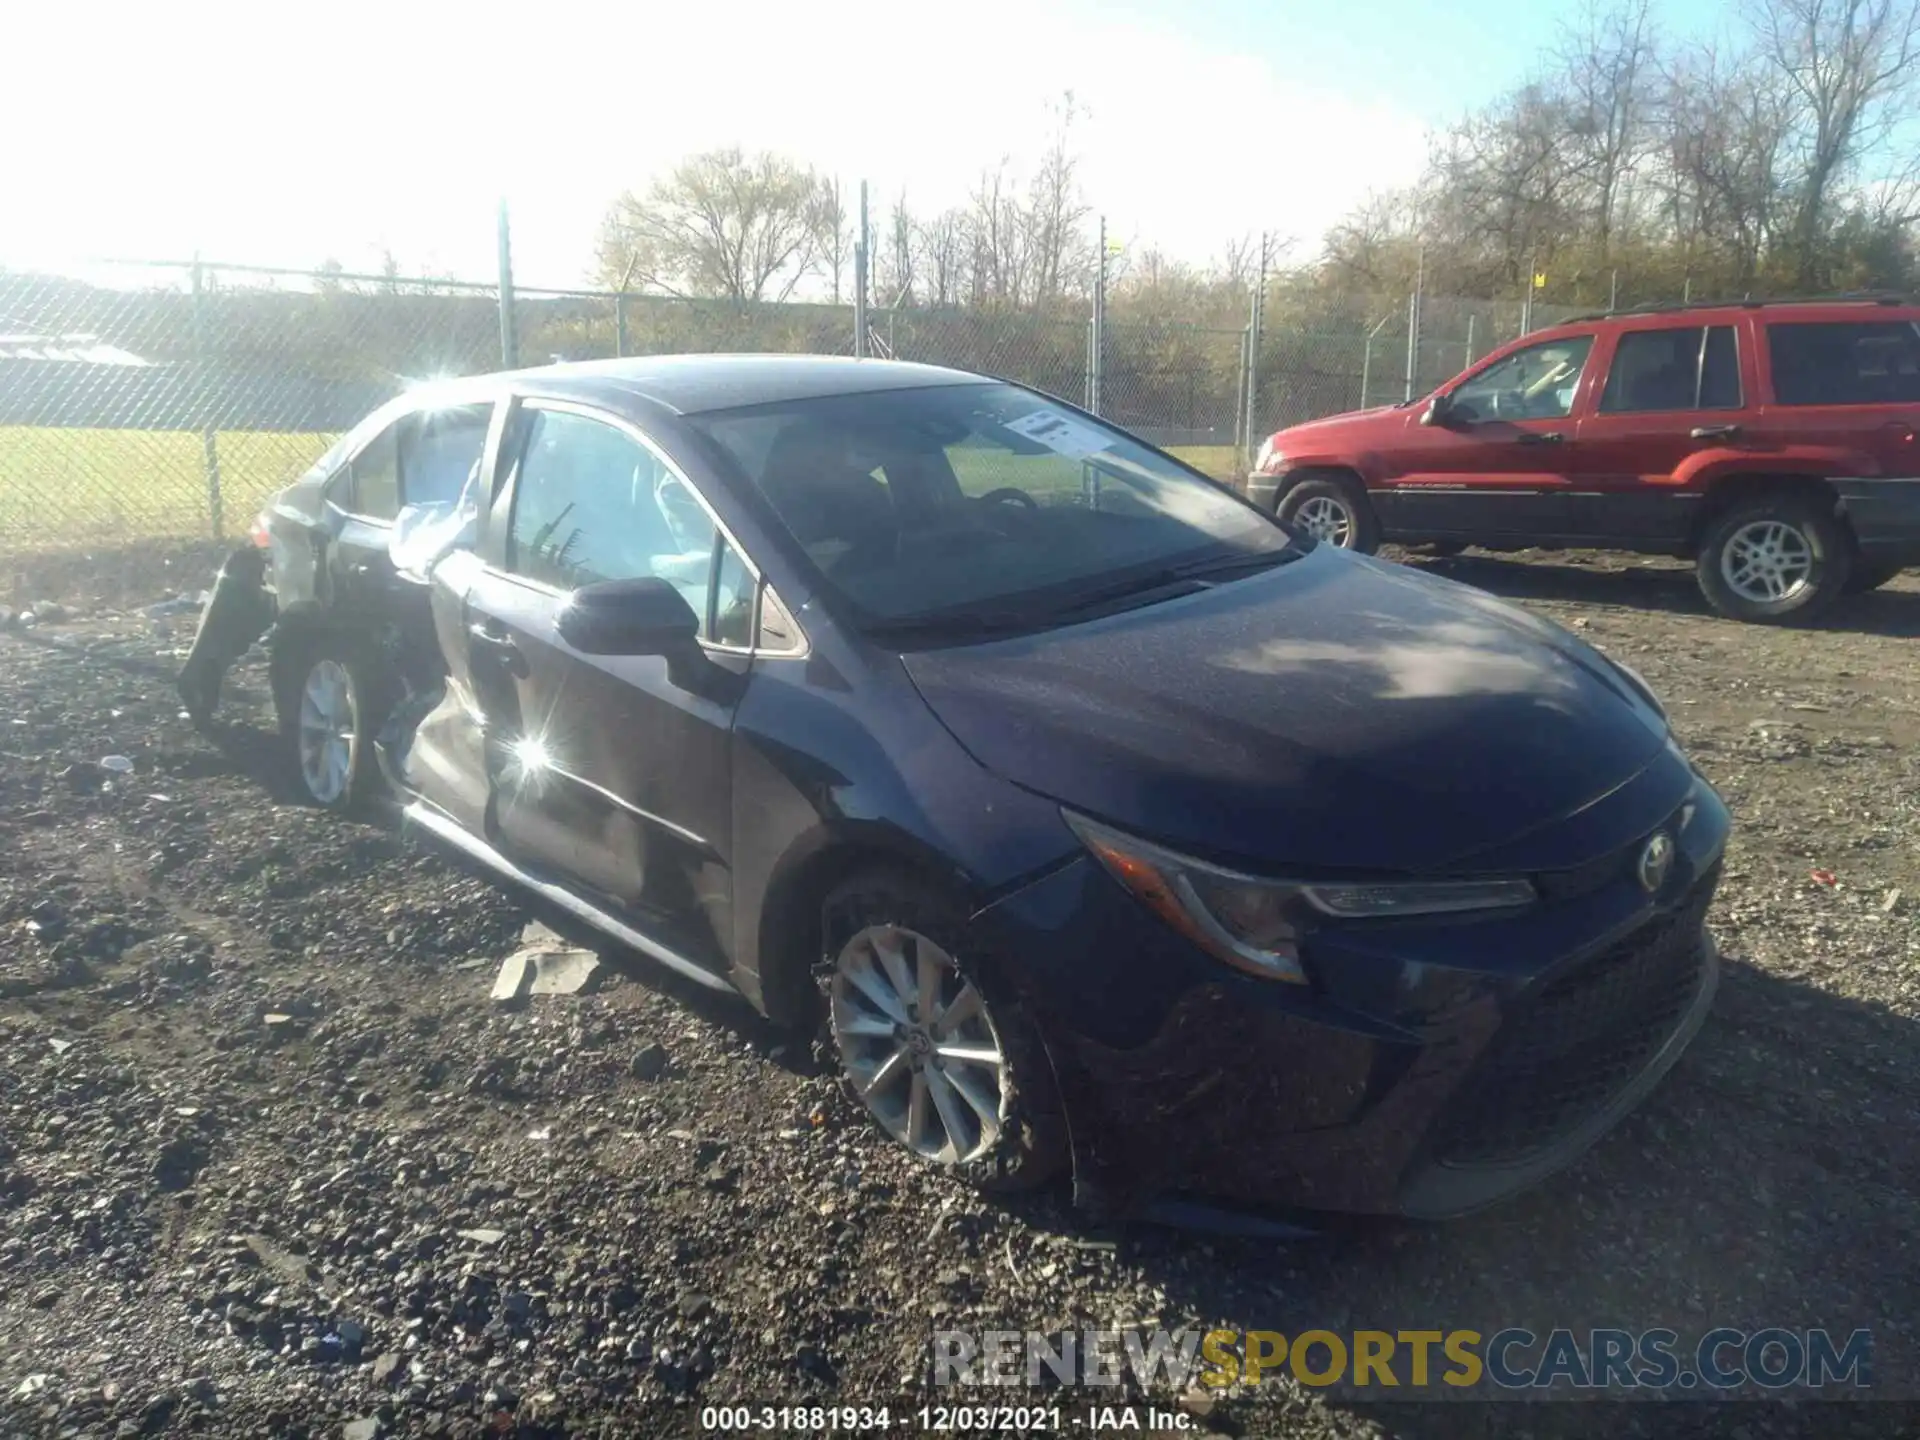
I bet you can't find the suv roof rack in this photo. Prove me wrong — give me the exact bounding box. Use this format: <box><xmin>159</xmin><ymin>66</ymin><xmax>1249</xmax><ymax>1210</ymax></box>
<box><xmin>1561</xmin><ymin>291</ymin><xmax>1916</xmax><ymax>324</ymax></box>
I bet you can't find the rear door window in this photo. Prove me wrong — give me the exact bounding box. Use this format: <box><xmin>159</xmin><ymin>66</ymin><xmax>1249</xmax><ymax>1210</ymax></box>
<box><xmin>402</xmin><ymin>404</ymin><xmax>492</xmax><ymax>508</ymax></box>
<box><xmin>1599</xmin><ymin>326</ymin><xmax>1743</xmax><ymax>412</ymax></box>
<box><xmin>1767</xmin><ymin>321</ymin><xmax>1920</xmax><ymax>406</ymax></box>
<box><xmin>346</xmin><ymin>426</ymin><xmax>401</xmax><ymax>520</ymax></box>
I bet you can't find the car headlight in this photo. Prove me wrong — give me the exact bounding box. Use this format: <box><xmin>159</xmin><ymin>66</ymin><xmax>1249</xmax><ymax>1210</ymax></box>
<box><xmin>1065</xmin><ymin>812</ymin><xmax>1537</xmax><ymax>985</ymax></box>
<box><xmin>1254</xmin><ymin>437</ymin><xmax>1283</xmax><ymax>474</ymax></box>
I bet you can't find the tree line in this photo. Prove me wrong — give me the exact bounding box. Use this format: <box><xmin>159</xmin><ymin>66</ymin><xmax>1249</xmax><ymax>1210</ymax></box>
<box><xmin>593</xmin><ymin>0</ymin><xmax>1920</xmax><ymax>322</ymax></box>
<box><xmin>1319</xmin><ymin>0</ymin><xmax>1920</xmax><ymax>306</ymax></box>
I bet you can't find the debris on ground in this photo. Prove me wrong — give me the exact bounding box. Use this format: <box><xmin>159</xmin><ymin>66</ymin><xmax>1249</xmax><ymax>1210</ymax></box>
<box><xmin>1</xmin><ymin>548</ymin><xmax>1917</xmax><ymax>1434</ymax></box>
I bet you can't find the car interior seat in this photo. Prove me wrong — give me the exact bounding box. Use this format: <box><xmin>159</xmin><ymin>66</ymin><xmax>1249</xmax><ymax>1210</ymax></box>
<box><xmin>755</xmin><ymin>425</ymin><xmax>898</xmax><ymax>554</ymax></box>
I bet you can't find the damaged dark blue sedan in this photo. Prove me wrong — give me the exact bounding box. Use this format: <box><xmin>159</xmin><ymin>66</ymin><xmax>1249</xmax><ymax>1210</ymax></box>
<box><xmin>182</xmin><ymin>355</ymin><xmax>1727</xmax><ymax>1225</ymax></box>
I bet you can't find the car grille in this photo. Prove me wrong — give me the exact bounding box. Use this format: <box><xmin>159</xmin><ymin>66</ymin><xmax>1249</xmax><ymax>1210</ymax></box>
<box><xmin>1431</xmin><ymin>868</ymin><xmax>1718</xmax><ymax>1169</ymax></box>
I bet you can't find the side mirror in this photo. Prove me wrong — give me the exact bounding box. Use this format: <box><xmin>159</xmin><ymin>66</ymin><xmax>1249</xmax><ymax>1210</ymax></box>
<box><xmin>557</xmin><ymin>577</ymin><xmax>699</xmax><ymax>656</ymax></box>
<box><xmin>1420</xmin><ymin>394</ymin><xmax>1453</xmax><ymax>427</ymax></box>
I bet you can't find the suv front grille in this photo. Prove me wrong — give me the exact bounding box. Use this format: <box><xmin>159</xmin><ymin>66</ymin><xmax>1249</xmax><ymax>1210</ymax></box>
<box><xmin>1431</xmin><ymin>868</ymin><xmax>1718</xmax><ymax>1168</ymax></box>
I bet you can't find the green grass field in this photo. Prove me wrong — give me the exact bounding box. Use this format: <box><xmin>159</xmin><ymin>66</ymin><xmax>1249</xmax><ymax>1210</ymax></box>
<box><xmin>0</xmin><ymin>428</ymin><xmax>339</xmax><ymax>551</ymax></box>
<box><xmin>0</xmin><ymin>428</ymin><xmax>1240</xmax><ymax>556</ymax></box>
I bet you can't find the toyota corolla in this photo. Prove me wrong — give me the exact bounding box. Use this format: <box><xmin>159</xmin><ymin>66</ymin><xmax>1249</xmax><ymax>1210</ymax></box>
<box><xmin>181</xmin><ymin>355</ymin><xmax>1728</xmax><ymax>1224</ymax></box>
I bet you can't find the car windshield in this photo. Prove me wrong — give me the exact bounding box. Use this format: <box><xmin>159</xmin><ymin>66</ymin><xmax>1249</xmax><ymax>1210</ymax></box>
<box><xmin>689</xmin><ymin>382</ymin><xmax>1299</xmax><ymax>633</ymax></box>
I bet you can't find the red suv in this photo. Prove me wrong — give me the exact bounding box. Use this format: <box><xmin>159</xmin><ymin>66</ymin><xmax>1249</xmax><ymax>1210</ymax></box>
<box><xmin>1246</xmin><ymin>298</ymin><xmax>1920</xmax><ymax>622</ymax></box>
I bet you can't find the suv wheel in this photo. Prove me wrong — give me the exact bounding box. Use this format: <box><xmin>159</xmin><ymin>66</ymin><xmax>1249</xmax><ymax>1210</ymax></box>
<box><xmin>282</xmin><ymin>641</ymin><xmax>390</xmax><ymax>811</ymax></box>
<box><xmin>1696</xmin><ymin>496</ymin><xmax>1851</xmax><ymax>623</ymax></box>
<box><xmin>1277</xmin><ymin>474</ymin><xmax>1380</xmax><ymax>554</ymax></box>
<box><xmin>821</xmin><ymin>869</ymin><xmax>1067</xmax><ymax>1193</ymax></box>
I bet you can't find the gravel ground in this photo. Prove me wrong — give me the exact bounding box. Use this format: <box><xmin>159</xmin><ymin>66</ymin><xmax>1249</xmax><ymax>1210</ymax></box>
<box><xmin>1</xmin><ymin>545</ymin><xmax>1916</xmax><ymax>1439</ymax></box>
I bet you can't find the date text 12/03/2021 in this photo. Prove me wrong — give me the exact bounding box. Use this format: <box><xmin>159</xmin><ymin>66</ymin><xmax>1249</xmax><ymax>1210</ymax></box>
<box><xmin>698</xmin><ymin>1405</ymin><xmax>1198</xmax><ymax>1431</ymax></box>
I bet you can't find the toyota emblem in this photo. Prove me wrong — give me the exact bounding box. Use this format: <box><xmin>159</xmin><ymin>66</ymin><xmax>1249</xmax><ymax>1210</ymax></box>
<box><xmin>1637</xmin><ymin>832</ymin><xmax>1675</xmax><ymax>893</ymax></box>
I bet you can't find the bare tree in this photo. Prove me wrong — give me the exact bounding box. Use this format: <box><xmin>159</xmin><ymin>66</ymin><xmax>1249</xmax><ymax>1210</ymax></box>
<box><xmin>967</xmin><ymin>159</ymin><xmax>1029</xmax><ymax>304</ymax></box>
<box><xmin>1653</xmin><ymin>41</ymin><xmax>1794</xmax><ymax>288</ymax></box>
<box><xmin>1752</xmin><ymin>0</ymin><xmax>1920</xmax><ymax>283</ymax></box>
<box><xmin>916</xmin><ymin>208</ymin><xmax>971</xmax><ymax>306</ymax></box>
<box><xmin>1215</xmin><ymin>235</ymin><xmax>1260</xmax><ymax>293</ymax></box>
<box><xmin>1558</xmin><ymin>0</ymin><xmax>1657</xmax><ymax>258</ymax></box>
<box><xmin>813</xmin><ymin>177</ymin><xmax>852</xmax><ymax>304</ymax></box>
<box><xmin>1024</xmin><ymin>92</ymin><xmax>1096</xmax><ymax>307</ymax></box>
<box><xmin>597</xmin><ymin>149</ymin><xmax>831</xmax><ymax>303</ymax></box>
<box><xmin>873</xmin><ymin>193</ymin><xmax>917</xmax><ymax>307</ymax></box>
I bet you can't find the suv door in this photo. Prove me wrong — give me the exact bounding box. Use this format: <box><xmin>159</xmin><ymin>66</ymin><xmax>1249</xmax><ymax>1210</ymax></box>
<box><xmin>457</xmin><ymin>400</ymin><xmax>755</xmax><ymax>973</ymax></box>
<box><xmin>1376</xmin><ymin>333</ymin><xmax>1597</xmax><ymax>542</ymax></box>
<box><xmin>1570</xmin><ymin>319</ymin><xmax>1751</xmax><ymax>545</ymax></box>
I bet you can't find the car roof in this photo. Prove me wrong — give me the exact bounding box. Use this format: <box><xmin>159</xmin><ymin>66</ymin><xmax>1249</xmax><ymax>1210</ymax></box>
<box><xmin>1552</xmin><ymin>296</ymin><xmax>1920</xmax><ymax>329</ymax></box>
<box><xmin>485</xmin><ymin>353</ymin><xmax>992</xmax><ymax>417</ymax></box>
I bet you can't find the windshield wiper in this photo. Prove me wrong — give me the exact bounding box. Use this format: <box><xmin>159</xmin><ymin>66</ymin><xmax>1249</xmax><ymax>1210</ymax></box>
<box><xmin>868</xmin><ymin>548</ymin><xmax>1295</xmax><ymax>644</ymax></box>
<box><xmin>1163</xmin><ymin>548</ymin><xmax>1296</xmax><ymax>581</ymax></box>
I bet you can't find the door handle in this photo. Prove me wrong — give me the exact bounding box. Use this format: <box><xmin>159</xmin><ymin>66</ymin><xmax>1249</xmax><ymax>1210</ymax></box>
<box><xmin>1690</xmin><ymin>424</ymin><xmax>1741</xmax><ymax>440</ymax></box>
<box><xmin>468</xmin><ymin>622</ymin><xmax>529</xmax><ymax>678</ymax></box>
<box><xmin>1517</xmin><ymin>431</ymin><xmax>1565</xmax><ymax>445</ymax></box>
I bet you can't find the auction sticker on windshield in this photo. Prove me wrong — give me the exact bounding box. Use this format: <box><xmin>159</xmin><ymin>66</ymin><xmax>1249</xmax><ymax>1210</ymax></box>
<box><xmin>1004</xmin><ymin>408</ymin><xmax>1114</xmax><ymax>458</ymax></box>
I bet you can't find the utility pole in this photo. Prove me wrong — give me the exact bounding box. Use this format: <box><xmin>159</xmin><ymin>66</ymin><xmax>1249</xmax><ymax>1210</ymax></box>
<box><xmin>1404</xmin><ymin>245</ymin><xmax>1425</xmax><ymax>402</ymax></box>
<box><xmin>1089</xmin><ymin>215</ymin><xmax>1107</xmax><ymax>415</ymax></box>
<box><xmin>1243</xmin><ymin>232</ymin><xmax>1269</xmax><ymax>471</ymax></box>
<box><xmin>853</xmin><ymin>181</ymin><xmax>870</xmax><ymax>358</ymax></box>
<box><xmin>497</xmin><ymin>199</ymin><xmax>518</xmax><ymax>369</ymax></box>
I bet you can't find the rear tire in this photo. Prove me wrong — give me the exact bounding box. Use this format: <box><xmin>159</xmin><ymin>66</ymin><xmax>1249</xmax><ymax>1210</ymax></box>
<box><xmin>819</xmin><ymin>867</ymin><xmax>1068</xmax><ymax>1194</ymax></box>
<box><xmin>1276</xmin><ymin>473</ymin><xmax>1381</xmax><ymax>554</ymax></box>
<box><xmin>1845</xmin><ymin>557</ymin><xmax>1906</xmax><ymax>594</ymax></box>
<box><xmin>1695</xmin><ymin>495</ymin><xmax>1851</xmax><ymax>624</ymax></box>
<box><xmin>276</xmin><ymin>636</ymin><xmax>392</xmax><ymax>812</ymax></box>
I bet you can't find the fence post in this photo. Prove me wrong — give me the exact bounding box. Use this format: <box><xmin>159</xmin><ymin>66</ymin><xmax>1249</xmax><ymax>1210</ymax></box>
<box><xmin>1242</xmin><ymin>233</ymin><xmax>1267</xmax><ymax>469</ymax></box>
<box><xmin>1403</xmin><ymin>249</ymin><xmax>1424</xmax><ymax>402</ymax></box>
<box><xmin>189</xmin><ymin>258</ymin><xmax>224</xmax><ymax>541</ymax></box>
<box><xmin>853</xmin><ymin>182</ymin><xmax>869</xmax><ymax>358</ymax></box>
<box><xmin>1098</xmin><ymin>216</ymin><xmax>1113</xmax><ymax>416</ymax></box>
<box><xmin>1465</xmin><ymin>313</ymin><xmax>1476</xmax><ymax>368</ymax></box>
<box><xmin>1234</xmin><ymin>325</ymin><xmax>1252</xmax><ymax>458</ymax></box>
<box><xmin>497</xmin><ymin>200</ymin><xmax>519</xmax><ymax>368</ymax></box>
<box><xmin>614</xmin><ymin>293</ymin><xmax>627</xmax><ymax>358</ymax></box>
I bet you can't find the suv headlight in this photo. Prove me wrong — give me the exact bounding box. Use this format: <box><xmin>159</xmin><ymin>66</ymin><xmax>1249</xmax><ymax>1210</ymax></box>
<box><xmin>1065</xmin><ymin>812</ymin><xmax>1537</xmax><ymax>984</ymax></box>
<box><xmin>1254</xmin><ymin>437</ymin><xmax>1283</xmax><ymax>474</ymax></box>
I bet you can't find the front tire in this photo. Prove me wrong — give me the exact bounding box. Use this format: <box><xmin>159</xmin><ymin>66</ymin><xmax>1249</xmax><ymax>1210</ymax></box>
<box><xmin>1695</xmin><ymin>496</ymin><xmax>1851</xmax><ymax>623</ymax></box>
<box><xmin>1276</xmin><ymin>473</ymin><xmax>1380</xmax><ymax>554</ymax></box>
<box><xmin>820</xmin><ymin>868</ymin><xmax>1067</xmax><ymax>1193</ymax></box>
<box><xmin>278</xmin><ymin>639</ymin><xmax>390</xmax><ymax>811</ymax></box>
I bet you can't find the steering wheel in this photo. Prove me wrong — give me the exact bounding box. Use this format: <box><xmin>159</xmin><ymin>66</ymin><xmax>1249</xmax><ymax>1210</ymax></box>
<box><xmin>977</xmin><ymin>487</ymin><xmax>1039</xmax><ymax>509</ymax></box>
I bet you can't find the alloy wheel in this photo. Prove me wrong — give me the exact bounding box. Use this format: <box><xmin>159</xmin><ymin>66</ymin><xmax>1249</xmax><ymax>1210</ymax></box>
<box><xmin>1721</xmin><ymin>520</ymin><xmax>1814</xmax><ymax>604</ymax></box>
<box><xmin>829</xmin><ymin>924</ymin><xmax>1008</xmax><ymax>1164</ymax></box>
<box><xmin>1295</xmin><ymin>494</ymin><xmax>1355</xmax><ymax>546</ymax></box>
<box><xmin>297</xmin><ymin>659</ymin><xmax>358</xmax><ymax>805</ymax></box>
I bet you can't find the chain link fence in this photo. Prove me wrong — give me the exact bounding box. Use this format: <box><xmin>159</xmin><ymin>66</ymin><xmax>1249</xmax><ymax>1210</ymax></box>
<box><xmin>0</xmin><ymin>258</ymin><xmax>1579</xmax><ymax>560</ymax></box>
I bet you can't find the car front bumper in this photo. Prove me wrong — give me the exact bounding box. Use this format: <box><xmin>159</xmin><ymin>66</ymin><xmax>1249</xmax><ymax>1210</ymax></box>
<box><xmin>974</xmin><ymin>771</ymin><xmax>1730</xmax><ymax>1221</ymax></box>
<box><xmin>1245</xmin><ymin>473</ymin><xmax>1281</xmax><ymax>513</ymax></box>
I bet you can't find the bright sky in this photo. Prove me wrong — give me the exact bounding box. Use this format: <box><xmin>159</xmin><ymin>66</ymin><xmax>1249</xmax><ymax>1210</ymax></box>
<box><xmin>3</xmin><ymin>0</ymin><xmax>1730</xmax><ymax>290</ymax></box>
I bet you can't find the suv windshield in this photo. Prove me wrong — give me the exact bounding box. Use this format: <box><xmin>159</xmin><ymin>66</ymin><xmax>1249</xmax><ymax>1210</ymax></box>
<box><xmin>690</xmin><ymin>382</ymin><xmax>1297</xmax><ymax>632</ymax></box>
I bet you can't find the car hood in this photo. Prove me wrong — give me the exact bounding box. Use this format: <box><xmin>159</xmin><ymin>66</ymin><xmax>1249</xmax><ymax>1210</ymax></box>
<box><xmin>1271</xmin><ymin>404</ymin><xmax>1405</xmax><ymax>444</ymax></box>
<box><xmin>900</xmin><ymin>548</ymin><xmax>1669</xmax><ymax>873</ymax></box>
